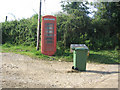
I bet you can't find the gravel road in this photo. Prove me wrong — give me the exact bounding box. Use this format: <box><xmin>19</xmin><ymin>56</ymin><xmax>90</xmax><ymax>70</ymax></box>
<box><xmin>0</xmin><ymin>53</ymin><xmax>119</xmax><ymax>88</ymax></box>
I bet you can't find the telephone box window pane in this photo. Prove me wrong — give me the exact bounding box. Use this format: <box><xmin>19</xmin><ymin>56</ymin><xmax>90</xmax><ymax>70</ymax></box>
<box><xmin>49</xmin><ymin>31</ymin><xmax>53</xmax><ymax>33</ymax></box>
<box><xmin>46</xmin><ymin>37</ymin><xmax>53</xmax><ymax>40</ymax></box>
<box><xmin>47</xmin><ymin>41</ymin><xmax>53</xmax><ymax>43</ymax></box>
<box><xmin>47</xmin><ymin>34</ymin><xmax>53</xmax><ymax>36</ymax></box>
<box><xmin>46</xmin><ymin>31</ymin><xmax>53</xmax><ymax>33</ymax></box>
<box><xmin>49</xmin><ymin>34</ymin><xmax>53</xmax><ymax>36</ymax></box>
<box><xmin>49</xmin><ymin>27</ymin><xmax>53</xmax><ymax>29</ymax></box>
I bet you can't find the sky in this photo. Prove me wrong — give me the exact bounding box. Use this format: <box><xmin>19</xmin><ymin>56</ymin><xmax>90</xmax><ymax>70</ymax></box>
<box><xmin>0</xmin><ymin>0</ymin><xmax>62</xmax><ymax>22</ymax></box>
<box><xmin>0</xmin><ymin>0</ymin><xmax>96</xmax><ymax>22</ymax></box>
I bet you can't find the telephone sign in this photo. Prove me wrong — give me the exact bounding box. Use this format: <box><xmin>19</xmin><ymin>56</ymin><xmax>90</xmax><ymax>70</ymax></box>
<box><xmin>41</xmin><ymin>15</ymin><xmax>57</xmax><ymax>56</ymax></box>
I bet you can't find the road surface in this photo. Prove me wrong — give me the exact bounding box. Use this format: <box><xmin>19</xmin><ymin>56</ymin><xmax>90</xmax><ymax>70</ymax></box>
<box><xmin>0</xmin><ymin>53</ymin><xmax>119</xmax><ymax>88</ymax></box>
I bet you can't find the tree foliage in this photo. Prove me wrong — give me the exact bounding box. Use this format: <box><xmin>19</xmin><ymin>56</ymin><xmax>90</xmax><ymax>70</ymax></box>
<box><xmin>56</xmin><ymin>2</ymin><xmax>119</xmax><ymax>50</ymax></box>
<box><xmin>91</xmin><ymin>2</ymin><xmax>120</xmax><ymax>49</ymax></box>
<box><xmin>56</xmin><ymin>2</ymin><xmax>91</xmax><ymax>49</ymax></box>
<box><xmin>2</xmin><ymin>14</ymin><xmax>38</xmax><ymax>46</ymax></box>
<box><xmin>1</xmin><ymin>2</ymin><xmax>120</xmax><ymax>50</ymax></box>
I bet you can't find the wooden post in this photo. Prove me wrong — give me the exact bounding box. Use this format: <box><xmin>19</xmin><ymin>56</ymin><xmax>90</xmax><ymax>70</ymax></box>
<box><xmin>36</xmin><ymin>0</ymin><xmax>42</xmax><ymax>50</ymax></box>
<box><xmin>5</xmin><ymin>16</ymin><xmax>7</xmax><ymax>21</ymax></box>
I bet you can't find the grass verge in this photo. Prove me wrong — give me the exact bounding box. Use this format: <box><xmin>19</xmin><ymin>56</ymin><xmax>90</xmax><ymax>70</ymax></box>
<box><xmin>1</xmin><ymin>43</ymin><xmax>120</xmax><ymax>64</ymax></box>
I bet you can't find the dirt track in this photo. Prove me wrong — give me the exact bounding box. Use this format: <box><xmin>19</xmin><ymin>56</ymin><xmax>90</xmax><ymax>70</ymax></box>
<box><xmin>0</xmin><ymin>53</ymin><xmax>119</xmax><ymax>88</ymax></box>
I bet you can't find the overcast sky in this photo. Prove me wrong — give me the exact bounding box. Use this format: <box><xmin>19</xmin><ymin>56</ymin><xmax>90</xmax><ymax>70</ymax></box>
<box><xmin>0</xmin><ymin>0</ymin><xmax>97</xmax><ymax>22</ymax></box>
<box><xmin>0</xmin><ymin>0</ymin><xmax>62</xmax><ymax>22</ymax></box>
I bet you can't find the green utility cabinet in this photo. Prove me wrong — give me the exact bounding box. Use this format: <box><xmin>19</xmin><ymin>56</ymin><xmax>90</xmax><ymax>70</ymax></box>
<box><xmin>71</xmin><ymin>44</ymin><xmax>89</xmax><ymax>71</ymax></box>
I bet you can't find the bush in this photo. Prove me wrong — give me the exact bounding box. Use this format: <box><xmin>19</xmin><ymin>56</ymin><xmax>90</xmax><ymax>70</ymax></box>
<box><xmin>2</xmin><ymin>14</ymin><xmax>38</xmax><ymax>46</ymax></box>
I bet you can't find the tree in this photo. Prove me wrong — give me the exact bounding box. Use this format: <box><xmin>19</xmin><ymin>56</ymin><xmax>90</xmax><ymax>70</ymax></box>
<box><xmin>56</xmin><ymin>2</ymin><xmax>91</xmax><ymax>48</ymax></box>
<box><xmin>91</xmin><ymin>2</ymin><xmax>120</xmax><ymax>49</ymax></box>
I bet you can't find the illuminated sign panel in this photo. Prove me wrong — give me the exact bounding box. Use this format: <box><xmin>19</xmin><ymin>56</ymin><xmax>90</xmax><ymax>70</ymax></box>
<box><xmin>44</xmin><ymin>18</ymin><xmax>55</xmax><ymax>21</ymax></box>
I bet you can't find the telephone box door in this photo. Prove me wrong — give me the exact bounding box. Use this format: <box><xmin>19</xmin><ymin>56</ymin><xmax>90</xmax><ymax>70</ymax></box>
<box><xmin>41</xmin><ymin>15</ymin><xmax>56</xmax><ymax>56</ymax></box>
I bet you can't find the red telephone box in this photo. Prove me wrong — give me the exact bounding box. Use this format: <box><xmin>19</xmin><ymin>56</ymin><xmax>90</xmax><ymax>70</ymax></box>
<box><xmin>41</xmin><ymin>15</ymin><xmax>57</xmax><ymax>56</ymax></box>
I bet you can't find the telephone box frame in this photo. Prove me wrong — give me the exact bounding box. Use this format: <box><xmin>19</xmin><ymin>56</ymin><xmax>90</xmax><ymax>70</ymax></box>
<box><xmin>41</xmin><ymin>15</ymin><xmax>57</xmax><ymax>56</ymax></box>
